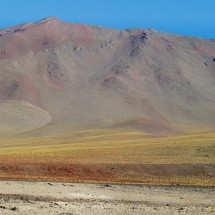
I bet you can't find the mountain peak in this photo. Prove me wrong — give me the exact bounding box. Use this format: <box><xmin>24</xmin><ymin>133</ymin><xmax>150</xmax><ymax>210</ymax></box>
<box><xmin>35</xmin><ymin>16</ymin><xmax>60</xmax><ymax>24</ymax></box>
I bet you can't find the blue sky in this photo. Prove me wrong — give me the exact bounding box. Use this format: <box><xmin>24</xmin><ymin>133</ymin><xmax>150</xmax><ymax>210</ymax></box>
<box><xmin>1</xmin><ymin>0</ymin><xmax>214</xmax><ymax>38</ymax></box>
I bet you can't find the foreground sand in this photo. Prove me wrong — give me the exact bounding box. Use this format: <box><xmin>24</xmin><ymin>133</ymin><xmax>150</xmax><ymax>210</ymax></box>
<box><xmin>0</xmin><ymin>181</ymin><xmax>214</xmax><ymax>215</ymax></box>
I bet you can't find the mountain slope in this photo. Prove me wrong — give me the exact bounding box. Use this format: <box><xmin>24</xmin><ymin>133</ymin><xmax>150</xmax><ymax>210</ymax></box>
<box><xmin>0</xmin><ymin>17</ymin><xmax>215</xmax><ymax>136</ymax></box>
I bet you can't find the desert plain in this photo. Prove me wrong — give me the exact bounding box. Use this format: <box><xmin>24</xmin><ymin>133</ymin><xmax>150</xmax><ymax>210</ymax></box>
<box><xmin>0</xmin><ymin>129</ymin><xmax>215</xmax><ymax>214</ymax></box>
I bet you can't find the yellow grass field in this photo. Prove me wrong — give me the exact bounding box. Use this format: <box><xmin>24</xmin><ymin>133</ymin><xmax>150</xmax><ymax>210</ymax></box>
<box><xmin>0</xmin><ymin>129</ymin><xmax>215</xmax><ymax>186</ymax></box>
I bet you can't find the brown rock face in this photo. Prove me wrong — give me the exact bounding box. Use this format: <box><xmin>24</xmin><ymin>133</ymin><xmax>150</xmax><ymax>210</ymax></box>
<box><xmin>0</xmin><ymin>17</ymin><xmax>215</xmax><ymax>136</ymax></box>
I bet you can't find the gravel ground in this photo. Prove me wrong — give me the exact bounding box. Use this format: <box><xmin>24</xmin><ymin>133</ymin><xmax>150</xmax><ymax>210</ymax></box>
<box><xmin>0</xmin><ymin>181</ymin><xmax>214</xmax><ymax>215</ymax></box>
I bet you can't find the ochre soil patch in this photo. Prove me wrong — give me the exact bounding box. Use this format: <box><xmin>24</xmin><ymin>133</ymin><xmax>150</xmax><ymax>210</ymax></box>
<box><xmin>0</xmin><ymin>161</ymin><xmax>215</xmax><ymax>186</ymax></box>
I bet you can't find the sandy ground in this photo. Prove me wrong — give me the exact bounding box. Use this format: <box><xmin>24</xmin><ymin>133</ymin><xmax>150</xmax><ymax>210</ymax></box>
<box><xmin>0</xmin><ymin>181</ymin><xmax>214</xmax><ymax>214</ymax></box>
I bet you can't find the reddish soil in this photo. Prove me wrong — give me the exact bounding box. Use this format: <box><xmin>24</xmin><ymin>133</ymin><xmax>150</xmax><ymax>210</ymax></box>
<box><xmin>0</xmin><ymin>159</ymin><xmax>214</xmax><ymax>185</ymax></box>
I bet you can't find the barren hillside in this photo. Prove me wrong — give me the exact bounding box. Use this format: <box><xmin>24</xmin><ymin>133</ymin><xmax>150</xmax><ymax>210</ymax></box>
<box><xmin>0</xmin><ymin>17</ymin><xmax>215</xmax><ymax>136</ymax></box>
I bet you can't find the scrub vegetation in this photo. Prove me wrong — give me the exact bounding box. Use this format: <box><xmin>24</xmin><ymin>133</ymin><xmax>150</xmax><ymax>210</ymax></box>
<box><xmin>0</xmin><ymin>129</ymin><xmax>214</xmax><ymax>186</ymax></box>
